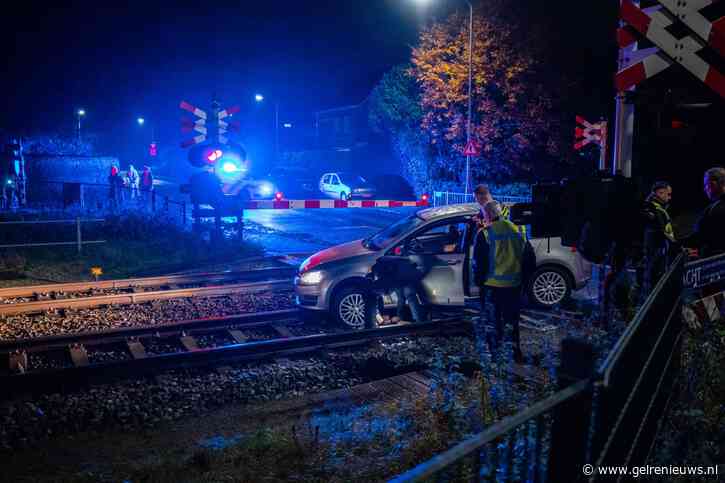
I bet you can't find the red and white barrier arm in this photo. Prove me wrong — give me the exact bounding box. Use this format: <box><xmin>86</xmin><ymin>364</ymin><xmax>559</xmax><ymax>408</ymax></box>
<box><xmin>241</xmin><ymin>199</ymin><xmax>430</xmax><ymax>210</ymax></box>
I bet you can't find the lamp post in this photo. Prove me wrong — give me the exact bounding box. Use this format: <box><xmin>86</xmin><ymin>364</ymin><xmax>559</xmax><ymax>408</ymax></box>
<box><xmin>76</xmin><ymin>109</ymin><xmax>86</xmax><ymax>141</ymax></box>
<box><xmin>255</xmin><ymin>94</ymin><xmax>281</xmax><ymax>161</ymax></box>
<box><xmin>412</xmin><ymin>0</ymin><xmax>474</xmax><ymax>196</ymax></box>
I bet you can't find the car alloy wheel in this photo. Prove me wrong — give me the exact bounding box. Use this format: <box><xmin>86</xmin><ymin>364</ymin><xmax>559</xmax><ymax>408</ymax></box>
<box><xmin>338</xmin><ymin>292</ymin><xmax>367</xmax><ymax>329</ymax></box>
<box><xmin>531</xmin><ymin>268</ymin><xmax>570</xmax><ymax>307</ymax></box>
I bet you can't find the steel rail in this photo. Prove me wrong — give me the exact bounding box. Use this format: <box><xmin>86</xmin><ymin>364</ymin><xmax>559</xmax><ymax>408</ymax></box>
<box><xmin>0</xmin><ymin>309</ymin><xmax>299</xmax><ymax>352</ymax></box>
<box><xmin>0</xmin><ymin>266</ymin><xmax>296</xmax><ymax>299</ymax></box>
<box><xmin>0</xmin><ymin>279</ymin><xmax>294</xmax><ymax>316</ymax></box>
<box><xmin>0</xmin><ymin>318</ymin><xmax>473</xmax><ymax>397</ymax></box>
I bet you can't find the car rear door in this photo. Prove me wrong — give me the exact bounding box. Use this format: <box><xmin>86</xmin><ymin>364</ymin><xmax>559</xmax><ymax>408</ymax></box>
<box><xmin>320</xmin><ymin>174</ymin><xmax>331</xmax><ymax>195</ymax></box>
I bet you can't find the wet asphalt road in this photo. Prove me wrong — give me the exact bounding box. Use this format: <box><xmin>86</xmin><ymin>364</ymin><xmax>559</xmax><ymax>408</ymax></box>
<box><xmin>242</xmin><ymin>206</ymin><xmax>419</xmax><ymax>255</ymax></box>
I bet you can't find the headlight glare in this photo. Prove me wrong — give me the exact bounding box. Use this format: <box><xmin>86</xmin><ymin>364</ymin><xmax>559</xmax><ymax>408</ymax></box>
<box><xmin>299</xmin><ymin>271</ymin><xmax>323</xmax><ymax>285</ymax></box>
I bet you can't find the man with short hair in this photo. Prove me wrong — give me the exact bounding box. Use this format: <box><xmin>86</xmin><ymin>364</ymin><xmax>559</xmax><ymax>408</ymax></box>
<box><xmin>473</xmin><ymin>200</ymin><xmax>526</xmax><ymax>362</ymax></box>
<box><xmin>473</xmin><ymin>184</ymin><xmax>510</xmax><ymax>224</ymax></box>
<box><xmin>688</xmin><ymin>167</ymin><xmax>725</xmax><ymax>258</ymax></box>
<box><xmin>640</xmin><ymin>181</ymin><xmax>675</xmax><ymax>295</ymax></box>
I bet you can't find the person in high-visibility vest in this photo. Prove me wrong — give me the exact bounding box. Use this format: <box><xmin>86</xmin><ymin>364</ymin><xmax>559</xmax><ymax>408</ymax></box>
<box><xmin>640</xmin><ymin>181</ymin><xmax>675</xmax><ymax>296</ymax></box>
<box><xmin>473</xmin><ymin>183</ymin><xmax>525</xmax><ymax>237</ymax></box>
<box><xmin>473</xmin><ymin>200</ymin><xmax>526</xmax><ymax>363</ymax></box>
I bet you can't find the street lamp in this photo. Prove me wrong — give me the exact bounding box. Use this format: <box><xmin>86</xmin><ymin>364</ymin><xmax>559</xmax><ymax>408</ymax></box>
<box><xmin>254</xmin><ymin>94</ymin><xmax>281</xmax><ymax>161</ymax></box>
<box><xmin>136</xmin><ymin>116</ymin><xmax>157</xmax><ymax>158</ymax></box>
<box><xmin>76</xmin><ymin>109</ymin><xmax>86</xmax><ymax>141</ymax></box>
<box><xmin>412</xmin><ymin>0</ymin><xmax>474</xmax><ymax>196</ymax></box>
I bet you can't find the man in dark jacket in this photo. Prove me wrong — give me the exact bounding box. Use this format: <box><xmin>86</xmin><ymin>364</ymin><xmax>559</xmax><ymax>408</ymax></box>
<box><xmin>368</xmin><ymin>254</ymin><xmax>429</xmax><ymax>326</ymax></box>
<box><xmin>640</xmin><ymin>181</ymin><xmax>675</xmax><ymax>295</ymax></box>
<box><xmin>688</xmin><ymin>167</ymin><xmax>725</xmax><ymax>259</ymax></box>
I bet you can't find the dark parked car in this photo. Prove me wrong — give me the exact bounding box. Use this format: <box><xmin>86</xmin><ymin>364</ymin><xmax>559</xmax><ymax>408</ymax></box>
<box><xmin>266</xmin><ymin>168</ymin><xmax>317</xmax><ymax>198</ymax></box>
<box><xmin>370</xmin><ymin>174</ymin><xmax>416</xmax><ymax>200</ymax></box>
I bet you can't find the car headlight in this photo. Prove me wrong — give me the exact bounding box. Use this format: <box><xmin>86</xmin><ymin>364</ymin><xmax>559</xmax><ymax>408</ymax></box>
<box><xmin>298</xmin><ymin>270</ymin><xmax>323</xmax><ymax>285</ymax></box>
<box><xmin>260</xmin><ymin>183</ymin><xmax>274</xmax><ymax>196</ymax></box>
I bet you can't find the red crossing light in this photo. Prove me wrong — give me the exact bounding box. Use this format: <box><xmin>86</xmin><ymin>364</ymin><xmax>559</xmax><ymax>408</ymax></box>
<box><xmin>275</xmin><ymin>192</ymin><xmax>284</xmax><ymax>201</ymax></box>
<box><xmin>207</xmin><ymin>149</ymin><xmax>223</xmax><ymax>163</ymax></box>
<box><xmin>421</xmin><ymin>193</ymin><xmax>429</xmax><ymax>202</ymax></box>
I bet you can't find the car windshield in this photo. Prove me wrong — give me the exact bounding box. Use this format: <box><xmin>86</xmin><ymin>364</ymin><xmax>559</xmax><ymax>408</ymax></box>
<box><xmin>363</xmin><ymin>214</ymin><xmax>423</xmax><ymax>250</ymax></box>
<box><xmin>339</xmin><ymin>173</ymin><xmax>367</xmax><ymax>185</ymax></box>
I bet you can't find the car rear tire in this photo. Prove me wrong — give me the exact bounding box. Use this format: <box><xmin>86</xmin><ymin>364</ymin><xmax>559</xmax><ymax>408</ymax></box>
<box><xmin>332</xmin><ymin>285</ymin><xmax>374</xmax><ymax>330</ymax></box>
<box><xmin>527</xmin><ymin>266</ymin><xmax>572</xmax><ymax>308</ymax></box>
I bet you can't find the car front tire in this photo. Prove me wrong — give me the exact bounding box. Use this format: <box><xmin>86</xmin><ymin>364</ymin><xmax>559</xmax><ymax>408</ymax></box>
<box><xmin>527</xmin><ymin>266</ymin><xmax>572</xmax><ymax>308</ymax></box>
<box><xmin>332</xmin><ymin>285</ymin><xmax>374</xmax><ymax>330</ymax></box>
<box><xmin>340</xmin><ymin>191</ymin><xmax>348</xmax><ymax>201</ymax></box>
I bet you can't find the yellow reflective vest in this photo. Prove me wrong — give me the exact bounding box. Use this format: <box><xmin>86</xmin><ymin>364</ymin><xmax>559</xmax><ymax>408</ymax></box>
<box><xmin>482</xmin><ymin>219</ymin><xmax>526</xmax><ymax>288</ymax></box>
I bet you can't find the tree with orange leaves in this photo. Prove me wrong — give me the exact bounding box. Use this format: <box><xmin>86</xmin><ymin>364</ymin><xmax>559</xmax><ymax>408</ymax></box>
<box><xmin>410</xmin><ymin>8</ymin><xmax>564</xmax><ymax>184</ymax></box>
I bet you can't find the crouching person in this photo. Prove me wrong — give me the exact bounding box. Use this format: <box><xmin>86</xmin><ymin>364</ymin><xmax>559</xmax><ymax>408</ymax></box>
<box><xmin>368</xmin><ymin>254</ymin><xmax>429</xmax><ymax>326</ymax></box>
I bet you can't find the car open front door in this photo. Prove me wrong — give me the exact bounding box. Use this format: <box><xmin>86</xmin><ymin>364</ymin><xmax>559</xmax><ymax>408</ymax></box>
<box><xmin>403</xmin><ymin>218</ymin><xmax>469</xmax><ymax>306</ymax></box>
<box><xmin>464</xmin><ymin>220</ymin><xmax>480</xmax><ymax>300</ymax></box>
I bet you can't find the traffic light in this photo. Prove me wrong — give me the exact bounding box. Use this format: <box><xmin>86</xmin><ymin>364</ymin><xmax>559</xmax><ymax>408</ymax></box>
<box><xmin>187</xmin><ymin>142</ymin><xmax>246</xmax><ymax>168</ymax></box>
<box><xmin>149</xmin><ymin>142</ymin><xmax>158</xmax><ymax>157</ymax></box>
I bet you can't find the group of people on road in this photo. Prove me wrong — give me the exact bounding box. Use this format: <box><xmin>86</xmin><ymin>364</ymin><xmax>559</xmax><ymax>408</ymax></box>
<box><xmin>366</xmin><ymin>166</ymin><xmax>725</xmax><ymax>365</ymax></box>
<box><xmin>639</xmin><ymin>166</ymin><xmax>725</xmax><ymax>298</ymax></box>
<box><xmin>108</xmin><ymin>163</ymin><xmax>154</xmax><ymax>208</ymax></box>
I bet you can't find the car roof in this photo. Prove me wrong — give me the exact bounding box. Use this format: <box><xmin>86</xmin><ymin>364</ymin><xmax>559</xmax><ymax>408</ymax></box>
<box><xmin>417</xmin><ymin>203</ymin><xmax>479</xmax><ymax>221</ymax></box>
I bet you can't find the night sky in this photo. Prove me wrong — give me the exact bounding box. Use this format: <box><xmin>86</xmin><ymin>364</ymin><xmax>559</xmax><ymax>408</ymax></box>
<box><xmin>3</xmin><ymin>1</ymin><xmax>618</xmax><ymax>161</ymax></box>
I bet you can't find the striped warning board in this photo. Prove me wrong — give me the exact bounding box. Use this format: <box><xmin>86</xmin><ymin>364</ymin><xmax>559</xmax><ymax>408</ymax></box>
<box><xmin>682</xmin><ymin>291</ymin><xmax>725</xmax><ymax>327</ymax></box>
<box><xmin>616</xmin><ymin>0</ymin><xmax>725</xmax><ymax>98</ymax></box>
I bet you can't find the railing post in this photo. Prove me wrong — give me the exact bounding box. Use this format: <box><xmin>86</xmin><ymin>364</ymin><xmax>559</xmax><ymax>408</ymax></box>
<box><xmin>182</xmin><ymin>202</ymin><xmax>187</xmax><ymax>226</ymax></box>
<box><xmin>547</xmin><ymin>338</ymin><xmax>596</xmax><ymax>482</ymax></box>
<box><xmin>151</xmin><ymin>190</ymin><xmax>156</xmax><ymax>212</ymax></box>
<box><xmin>76</xmin><ymin>217</ymin><xmax>82</xmax><ymax>254</ymax></box>
<box><xmin>164</xmin><ymin>195</ymin><xmax>169</xmax><ymax>212</ymax></box>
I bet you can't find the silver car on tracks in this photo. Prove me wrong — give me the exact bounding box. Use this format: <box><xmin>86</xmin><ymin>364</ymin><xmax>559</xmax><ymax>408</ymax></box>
<box><xmin>294</xmin><ymin>203</ymin><xmax>591</xmax><ymax>329</ymax></box>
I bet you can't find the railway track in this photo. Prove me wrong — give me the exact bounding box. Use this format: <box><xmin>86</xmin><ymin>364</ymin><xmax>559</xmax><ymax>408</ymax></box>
<box><xmin>0</xmin><ymin>266</ymin><xmax>296</xmax><ymax>301</ymax></box>
<box><xmin>0</xmin><ymin>268</ymin><xmax>296</xmax><ymax>315</ymax></box>
<box><xmin>0</xmin><ymin>313</ymin><xmax>472</xmax><ymax>398</ymax></box>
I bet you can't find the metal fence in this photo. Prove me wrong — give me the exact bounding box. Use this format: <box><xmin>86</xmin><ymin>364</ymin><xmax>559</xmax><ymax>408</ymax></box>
<box><xmin>392</xmin><ymin>252</ymin><xmax>686</xmax><ymax>482</ymax></box>
<box><xmin>0</xmin><ymin>218</ymin><xmax>105</xmax><ymax>253</ymax></box>
<box><xmin>433</xmin><ymin>191</ymin><xmax>531</xmax><ymax>207</ymax></box>
<box><xmin>25</xmin><ymin>181</ymin><xmax>188</xmax><ymax>225</ymax></box>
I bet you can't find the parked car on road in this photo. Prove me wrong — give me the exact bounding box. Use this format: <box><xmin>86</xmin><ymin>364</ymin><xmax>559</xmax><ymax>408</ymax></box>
<box><xmin>370</xmin><ymin>174</ymin><xmax>416</xmax><ymax>200</ymax></box>
<box><xmin>294</xmin><ymin>203</ymin><xmax>591</xmax><ymax>329</ymax></box>
<box><xmin>266</xmin><ymin>168</ymin><xmax>317</xmax><ymax>198</ymax></box>
<box><xmin>319</xmin><ymin>172</ymin><xmax>375</xmax><ymax>200</ymax></box>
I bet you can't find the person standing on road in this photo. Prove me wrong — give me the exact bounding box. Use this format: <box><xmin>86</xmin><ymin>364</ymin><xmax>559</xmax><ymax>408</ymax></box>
<box><xmin>640</xmin><ymin>181</ymin><xmax>675</xmax><ymax>295</ymax></box>
<box><xmin>140</xmin><ymin>165</ymin><xmax>154</xmax><ymax>207</ymax></box>
<box><xmin>686</xmin><ymin>167</ymin><xmax>725</xmax><ymax>259</ymax></box>
<box><xmin>472</xmin><ymin>184</ymin><xmax>511</xmax><ymax>221</ymax></box>
<box><xmin>108</xmin><ymin>165</ymin><xmax>121</xmax><ymax>209</ymax></box>
<box><xmin>473</xmin><ymin>201</ymin><xmax>526</xmax><ymax>363</ymax></box>
<box><xmin>127</xmin><ymin>164</ymin><xmax>140</xmax><ymax>200</ymax></box>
